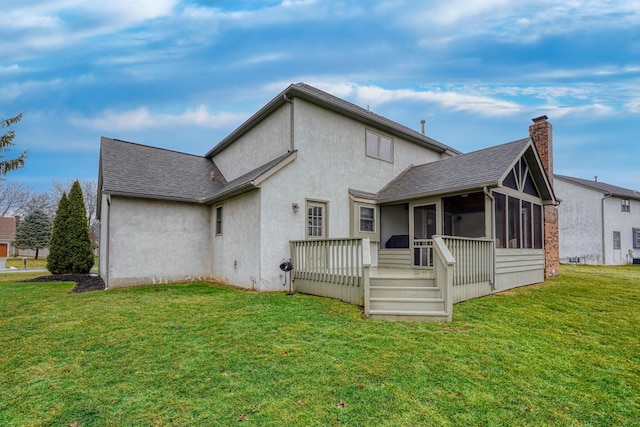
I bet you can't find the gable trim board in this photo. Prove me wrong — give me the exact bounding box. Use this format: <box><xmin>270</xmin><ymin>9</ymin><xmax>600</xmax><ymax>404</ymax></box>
<box><xmin>98</xmin><ymin>82</ymin><xmax>558</xmax><ymax>293</ymax></box>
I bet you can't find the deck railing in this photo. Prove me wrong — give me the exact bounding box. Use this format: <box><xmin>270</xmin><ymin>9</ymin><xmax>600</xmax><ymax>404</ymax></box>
<box><xmin>290</xmin><ymin>238</ymin><xmax>370</xmax><ymax>306</ymax></box>
<box><xmin>413</xmin><ymin>239</ymin><xmax>434</xmax><ymax>267</ymax></box>
<box><xmin>440</xmin><ymin>236</ymin><xmax>494</xmax><ymax>303</ymax></box>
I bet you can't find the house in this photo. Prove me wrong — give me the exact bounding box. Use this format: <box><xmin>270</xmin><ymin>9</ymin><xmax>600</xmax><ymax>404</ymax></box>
<box><xmin>555</xmin><ymin>175</ymin><xmax>640</xmax><ymax>265</ymax></box>
<box><xmin>0</xmin><ymin>216</ymin><xmax>19</xmax><ymax>258</ymax></box>
<box><xmin>98</xmin><ymin>83</ymin><xmax>558</xmax><ymax>321</ymax></box>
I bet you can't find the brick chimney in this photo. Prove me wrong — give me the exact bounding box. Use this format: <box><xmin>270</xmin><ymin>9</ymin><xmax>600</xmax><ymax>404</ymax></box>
<box><xmin>529</xmin><ymin>115</ymin><xmax>559</xmax><ymax>278</ymax></box>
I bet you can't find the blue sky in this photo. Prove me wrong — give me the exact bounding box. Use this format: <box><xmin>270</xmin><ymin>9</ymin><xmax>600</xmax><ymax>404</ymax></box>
<box><xmin>2</xmin><ymin>0</ymin><xmax>639</xmax><ymax>193</ymax></box>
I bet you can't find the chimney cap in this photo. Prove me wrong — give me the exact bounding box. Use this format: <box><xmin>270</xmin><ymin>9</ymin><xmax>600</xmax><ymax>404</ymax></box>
<box><xmin>532</xmin><ymin>115</ymin><xmax>549</xmax><ymax>123</ymax></box>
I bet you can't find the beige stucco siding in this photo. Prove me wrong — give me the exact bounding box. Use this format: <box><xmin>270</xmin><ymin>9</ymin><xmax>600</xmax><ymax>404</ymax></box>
<box><xmin>555</xmin><ymin>179</ymin><xmax>604</xmax><ymax>264</ymax></box>
<box><xmin>252</xmin><ymin>99</ymin><xmax>444</xmax><ymax>290</ymax></box>
<box><xmin>213</xmin><ymin>105</ymin><xmax>291</xmax><ymax>181</ymax></box>
<box><xmin>102</xmin><ymin>196</ymin><xmax>213</xmax><ymax>289</ymax></box>
<box><xmin>210</xmin><ymin>190</ymin><xmax>262</xmax><ymax>289</ymax></box>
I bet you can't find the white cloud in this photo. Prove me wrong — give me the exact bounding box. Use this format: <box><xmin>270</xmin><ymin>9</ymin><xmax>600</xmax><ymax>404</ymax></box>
<box><xmin>70</xmin><ymin>105</ymin><xmax>247</xmax><ymax>131</ymax></box>
<box><xmin>2</xmin><ymin>0</ymin><xmax>177</xmax><ymax>57</ymax></box>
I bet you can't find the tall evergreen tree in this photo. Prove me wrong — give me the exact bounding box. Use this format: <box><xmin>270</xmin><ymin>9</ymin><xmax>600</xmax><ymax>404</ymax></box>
<box><xmin>1</xmin><ymin>113</ymin><xmax>28</xmax><ymax>177</ymax></box>
<box><xmin>14</xmin><ymin>207</ymin><xmax>52</xmax><ymax>260</ymax></box>
<box><xmin>47</xmin><ymin>192</ymin><xmax>70</xmax><ymax>274</ymax></box>
<box><xmin>47</xmin><ymin>181</ymin><xmax>95</xmax><ymax>274</ymax></box>
<box><xmin>67</xmin><ymin>180</ymin><xmax>94</xmax><ymax>273</ymax></box>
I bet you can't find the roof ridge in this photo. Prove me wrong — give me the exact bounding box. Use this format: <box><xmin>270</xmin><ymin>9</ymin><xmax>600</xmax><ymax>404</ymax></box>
<box><xmin>101</xmin><ymin>137</ymin><xmax>206</xmax><ymax>159</ymax></box>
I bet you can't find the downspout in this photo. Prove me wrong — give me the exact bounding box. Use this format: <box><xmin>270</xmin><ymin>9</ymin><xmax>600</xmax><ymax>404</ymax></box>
<box><xmin>105</xmin><ymin>194</ymin><xmax>111</xmax><ymax>289</ymax></box>
<box><xmin>484</xmin><ymin>187</ymin><xmax>496</xmax><ymax>290</ymax></box>
<box><xmin>283</xmin><ymin>93</ymin><xmax>294</xmax><ymax>151</ymax></box>
<box><xmin>601</xmin><ymin>193</ymin><xmax>612</xmax><ymax>264</ymax></box>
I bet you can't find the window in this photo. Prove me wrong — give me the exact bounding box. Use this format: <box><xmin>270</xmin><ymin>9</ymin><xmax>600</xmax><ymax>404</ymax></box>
<box><xmin>307</xmin><ymin>201</ymin><xmax>326</xmax><ymax>238</ymax></box>
<box><xmin>365</xmin><ymin>129</ymin><xmax>393</xmax><ymax>162</ymax></box>
<box><xmin>634</xmin><ymin>229</ymin><xmax>640</xmax><ymax>248</ymax></box>
<box><xmin>622</xmin><ymin>199</ymin><xmax>630</xmax><ymax>212</ymax></box>
<box><xmin>613</xmin><ymin>231</ymin><xmax>621</xmax><ymax>250</ymax></box>
<box><xmin>215</xmin><ymin>206</ymin><xmax>223</xmax><ymax>235</ymax></box>
<box><xmin>359</xmin><ymin>206</ymin><xmax>375</xmax><ymax>232</ymax></box>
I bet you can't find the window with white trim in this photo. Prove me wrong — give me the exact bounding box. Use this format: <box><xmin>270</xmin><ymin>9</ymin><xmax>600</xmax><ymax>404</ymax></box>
<box><xmin>307</xmin><ymin>201</ymin><xmax>326</xmax><ymax>238</ymax></box>
<box><xmin>365</xmin><ymin>129</ymin><xmax>393</xmax><ymax>162</ymax></box>
<box><xmin>633</xmin><ymin>229</ymin><xmax>640</xmax><ymax>248</ymax></box>
<box><xmin>359</xmin><ymin>206</ymin><xmax>375</xmax><ymax>232</ymax></box>
<box><xmin>613</xmin><ymin>231</ymin><xmax>621</xmax><ymax>250</ymax></box>
<box><xmin>622</xmin><ymin>199</ymin><xmax>630</xmax><ymax>212</ymax></box>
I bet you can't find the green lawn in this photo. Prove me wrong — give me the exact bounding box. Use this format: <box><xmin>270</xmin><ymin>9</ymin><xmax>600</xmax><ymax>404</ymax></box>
<box><xmin>5</xmin><ymin>256</ymin><xmax>100</xmax><ymax>273</ymax></box>
<box><xmin>1</xmin><ymin>265</ymin><xmax>638</xmax><ymax>426</ymax></box>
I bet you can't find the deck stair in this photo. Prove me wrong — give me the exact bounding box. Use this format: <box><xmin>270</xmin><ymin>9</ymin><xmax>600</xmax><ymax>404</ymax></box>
<box><xmin>367</xmin><ymin>269</ymin><xmax>449</xmax><ymax>321</ymax></box>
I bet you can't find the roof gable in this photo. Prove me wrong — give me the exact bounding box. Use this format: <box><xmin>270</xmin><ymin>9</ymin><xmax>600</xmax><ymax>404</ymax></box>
<box><xmin>375</xmin><ymin>138</ymin><xmax>557</xmax><ymax>204</ymax></box>
<box><xmin>205</xmin><ymin>83</ymin><xmax>460</xmax><ymax>158</ymax></box>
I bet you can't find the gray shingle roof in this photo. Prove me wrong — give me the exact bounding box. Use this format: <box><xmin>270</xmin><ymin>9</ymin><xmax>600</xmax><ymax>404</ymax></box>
<box><xmin>375</xmin><ymin>138</ymin><xmax>534</xmax><ymax>203</ymax></box>
<box><xmin>99</xmin><ymin>137</ymin><xmax>227</xmax><ymax>202</ymax></box>
<box><xmin>99</xmin><ymin>138</ymin><xmax>297</xmax><ymax>206</ymax></box>
<box><xmin>205</xmin><ymin>82</ymin><xmax>460</xmax><ymax>158</ymax></box>
<box><xmin>555</xmin><ymin>174</ymin><xmax>640</xmax><ymax>200</ymax></box>
<box><xmin>202</xmin><ymin>150</ymin><xmax>297</xmax><ymax>203</ymax></box>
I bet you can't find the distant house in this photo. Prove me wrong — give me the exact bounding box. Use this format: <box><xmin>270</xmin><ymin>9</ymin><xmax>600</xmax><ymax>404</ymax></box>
<box><xmin>98</xmin><ymin>83</ymin><xmax>559</xmax><ymax>321</ymax></box>
<box><xmin>555</xmin><ymin>175</ymin><xmax>640</xmax><ymax>265</ymax></box>
<box><xmin>0</xmin><ymin>217</ymin><xmax>18</xmax><ymax>257</ymax></box>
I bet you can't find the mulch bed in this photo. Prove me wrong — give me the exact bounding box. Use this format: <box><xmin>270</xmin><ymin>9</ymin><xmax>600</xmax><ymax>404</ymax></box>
<box><xmin>23</xmin><ymin>274</ymin><xmax>106</xmax><ymax>293</ymax></box>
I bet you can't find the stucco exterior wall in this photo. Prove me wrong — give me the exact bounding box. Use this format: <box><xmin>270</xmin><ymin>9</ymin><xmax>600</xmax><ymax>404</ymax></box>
<box><xmin>254</xmin><ymin>98</ymin><xmax>444</xmax><ymax>290</ymax></box>
<box><xmin>212</xmin><ymin>105</ymin><xmax>291</xmax><ymax>181</ymax></box>
<box><xmin>210</xmin><ymin>190</ymin><xmax>262</xmax><ymax>289</ymax></box>
<box><xmin>102</xmin><ymin>196</ymin><xmax>213</xmax><ymax>289</ymax></box>
<box><xmin>602</xmin><ymin>196</ymin><xmax>640</xmax><ymax>264</ymax></box>
<box><xmin>555</xmin><ymin>179</ymin><xmax>604</xmax><ymax>264</ymax></box>
<box><xmin>556</xmin><ymin>178</ymin><xmax>640</xmax><ymax>265</ymax></box>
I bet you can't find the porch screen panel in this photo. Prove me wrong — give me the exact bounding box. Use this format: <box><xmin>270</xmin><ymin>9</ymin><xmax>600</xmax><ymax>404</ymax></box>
<box><xmin>533</xmin><ymin>204</ymin><xmax>543</xmax><ymax>249</ymax></box>
<box><xmin>508</xmin><ymin>196</ymin><xmax>520</xmax><ymax>248</ymax></box>
<box><xmin>522</xmin><ymin>201</ymin><xmax>532</xmax><ymax>249</ymax></box>
<box><xmin>495</xmin><ymin>193</ymin><xmax>506</xmax><ymax>248</ymax></box>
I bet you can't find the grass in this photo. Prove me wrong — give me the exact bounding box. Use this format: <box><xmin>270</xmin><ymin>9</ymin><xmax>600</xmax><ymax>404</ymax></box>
<box><xmin>5</xmin><ymin>256</ymin><xmax>48</xmax><ymax>270</ymax></box>
<box><xmin>5</xmin><ymin>256</ymin><xmax>100</xmax><ymax>273</ymax></box>
<box><xmin>0</xmin><ymin>265</ymin><xmax>638</xmax><ymax>426</ymax></box>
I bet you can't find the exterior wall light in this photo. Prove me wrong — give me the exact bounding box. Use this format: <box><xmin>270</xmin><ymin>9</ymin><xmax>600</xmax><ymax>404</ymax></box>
<box><xmin>292</xmin><ymin>203</ymin><xmax>299</xmax><ymax>213</ymax></box>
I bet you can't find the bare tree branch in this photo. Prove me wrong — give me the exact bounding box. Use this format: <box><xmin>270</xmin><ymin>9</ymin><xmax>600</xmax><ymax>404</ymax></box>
<box><xmin>0</xmin><ymin>181</ymin><xmax>33</xmax><ymax>217</ymax></box>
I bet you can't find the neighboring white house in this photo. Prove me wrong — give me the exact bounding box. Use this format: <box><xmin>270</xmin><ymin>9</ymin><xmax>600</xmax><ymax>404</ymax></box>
<box><xmin>98</xmin><ymin>83</ymin><xmax>559</xmax><ymax>321</ymax></box>
<box><xmin>555</xmin><ymin>175</ymin><xmax>640</xmax><ymax>265</ymax></box>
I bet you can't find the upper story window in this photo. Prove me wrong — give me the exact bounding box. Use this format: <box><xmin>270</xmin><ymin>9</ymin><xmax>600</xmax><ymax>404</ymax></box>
<box><xmin>366</xmin><ymin>129</ymin><xmax>393</xmax><ymax>163</ymax></box>
<box><xmin>622</xmin><ymin>199</ymin><xmax>630</xmax><ymax>212</ymax></box>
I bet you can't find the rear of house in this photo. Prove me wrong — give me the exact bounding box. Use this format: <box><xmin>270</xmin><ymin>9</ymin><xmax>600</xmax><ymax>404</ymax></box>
<box><xmin>98</xmin><ymin>83</ymin><xmax>559</xmax><ymax>321</ymax></box>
